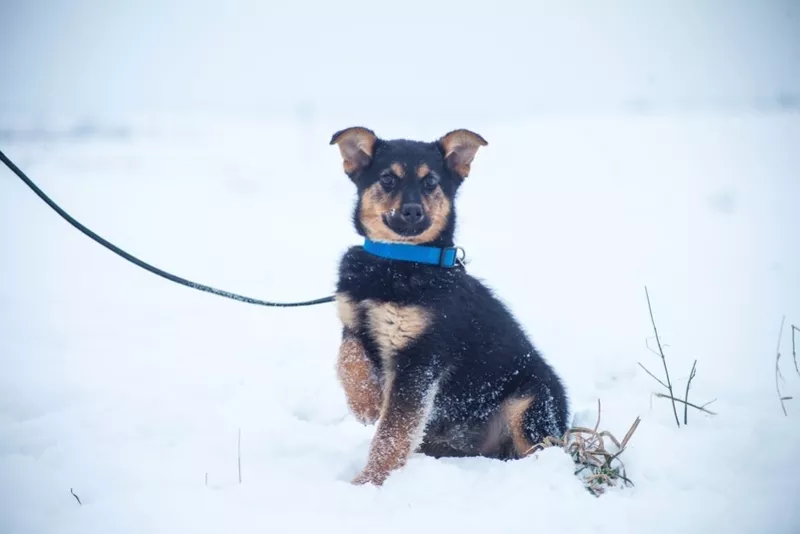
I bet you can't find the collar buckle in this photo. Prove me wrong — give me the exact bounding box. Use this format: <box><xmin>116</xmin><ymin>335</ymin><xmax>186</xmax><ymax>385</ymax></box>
<box><xmin>439</xmin><ymin>246</ymin><xmax>467</xmax><ymax>268</ymax></box>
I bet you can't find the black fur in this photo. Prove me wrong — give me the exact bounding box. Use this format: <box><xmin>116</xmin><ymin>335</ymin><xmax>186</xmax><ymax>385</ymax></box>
<box><xmin>335</xmin><ymin>129</ymin><xmax>568</xmax><ymax>466</ymax></box>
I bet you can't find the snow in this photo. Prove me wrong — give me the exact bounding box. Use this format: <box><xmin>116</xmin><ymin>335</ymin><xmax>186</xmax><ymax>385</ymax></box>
<box><xmin>1</xmin><ymin>112</ymin><xmax>799</xmax><ymax>533</ymax></box>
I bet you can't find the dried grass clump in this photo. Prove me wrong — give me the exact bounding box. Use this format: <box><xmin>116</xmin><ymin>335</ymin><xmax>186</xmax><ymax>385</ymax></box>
<box><xmin>525</xmin><ymin>400</ymin><xmax>641</xmax><ymax>497</ymax></box>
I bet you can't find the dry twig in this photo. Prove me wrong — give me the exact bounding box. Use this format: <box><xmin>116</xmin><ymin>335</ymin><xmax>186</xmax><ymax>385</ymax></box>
<box><xmin>527</xmin><ymin>401</ymin><xmax>641</xmax><ymax>497</ymax></box>
<box><xmin>70</xmin><ymin>488</ymin><xmax>82</xmax><ymax>506</ymax></box>
<box><xmin>642</xmin><ymin>286</ymin><xmax>681</xmax><ymax>428</ymax></box>
<box><xmin>792</xmin><ymin>325</ymin><xmax>799</xmax><ymax>379</ymax></box>
<box><xmin>620</xmin><ymin>416</ymin><xmax>641</xmax><ymax>449</ymax></box>
<box><xmin>637</xmin><ymin>362</ymin><xmax>668</xmax><ymax>389</ymax></box>
<box><xmin>683</xmin><ymin>359</ymin><xmax>697</xmax><ymax>425</ymax></box>
<box><xmin>776</xmin><ymin>316</ymin><xmax>790</xmax><ymax>416</ymax></box>
<box><xmin>653</xmin><ymin>393</ymin><xmax>717</xmax><ymax>415</ymax></box>
<box><xmin>590</xmin><ymin>399</ymin><xmax>601</xmax><ymax>435</ymax></box>
<box><xmin>639</xmin><ymin>288</ymin><xmax>714</xmax><ymax>426</ymax></box>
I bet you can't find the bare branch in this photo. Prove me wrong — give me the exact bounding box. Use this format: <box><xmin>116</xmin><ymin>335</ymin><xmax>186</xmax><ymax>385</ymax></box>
<box><xmin>637</xmin><ymin>362</ymin><xmax>668</xmax><ymax>389</ymax></box>
<box><xmin>645</xmin><ymin>337</ymin><xmax>662</xmax><ymax>358</ymax></box>
<box><xmin>700</xmin><ymin>398</ymin><xmax>717</xmax><ymax>409</ymax></box>
<box><xmin>70</xmin><ymin>488</ymin><xmax>82</xmax><ymax>506</ymax></box>
<box><xmin>792</xmin><ymin>325</ymin><xmax>799</xmax><ymax>379</ymax></box>
<box><xmin>776</xmin><ymin>316</ymin><xmax>789</xmax><ymax>416</ymax></box>
<box><xmin>653</xmin><ymin>393</ymin><xmax>717</xmax><ymax>415</ymax></box>
<box><xmin>645</xmin><ymin>286</ymin><xmax>681</xmax><ymax>427</ymax></box>
<box><xmin>683</xmin><ymin>359</ymin><xmax>698</xmax><ymax>425</ymax></box>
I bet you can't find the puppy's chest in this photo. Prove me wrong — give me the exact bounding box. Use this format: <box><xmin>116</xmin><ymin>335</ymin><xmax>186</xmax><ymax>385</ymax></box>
<box><xmin>338</xmin><ymin>250</ymin><xmax>460</xmax><ymax>302</ymax></box>
<box><xmin>336</xmin><ymin>294</ymin><xmax>432</xmax><ymax>365</ymax></box>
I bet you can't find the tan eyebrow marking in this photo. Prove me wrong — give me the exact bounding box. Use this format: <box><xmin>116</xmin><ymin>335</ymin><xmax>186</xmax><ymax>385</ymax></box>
<box><xmin>390</xmin><ymin>162</ymin><xmax>406</xmax><ymax>178</ymax></box>
<box><xmin>416</xmin><ymin>163</ymin><xmax>430</xmax><ymax>179</ymax></box>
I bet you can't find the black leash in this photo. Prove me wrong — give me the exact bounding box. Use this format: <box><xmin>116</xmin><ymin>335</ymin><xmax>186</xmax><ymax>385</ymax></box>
<box><xmin>0</xmin><ymin>148</ymin><xmax>336</xmax><ymax>308</ymax></box>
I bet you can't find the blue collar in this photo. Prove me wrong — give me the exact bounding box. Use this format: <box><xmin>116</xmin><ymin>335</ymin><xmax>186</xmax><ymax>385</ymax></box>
<box><xmin>363</xmin><ymin>239</ymin><xmax>464</xmax><ymax>268</ymax></box>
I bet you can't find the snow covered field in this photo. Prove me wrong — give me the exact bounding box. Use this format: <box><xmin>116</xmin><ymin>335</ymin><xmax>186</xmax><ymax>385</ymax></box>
<box><xmin>1</xmin><ymin>112</ymin><xmax>798</xmax><ymax>533</ymax></box>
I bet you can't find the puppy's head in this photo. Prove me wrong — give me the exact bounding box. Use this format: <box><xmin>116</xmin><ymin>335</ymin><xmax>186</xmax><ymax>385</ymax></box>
<box><xmin>330</xmin><ymin>127</ymin><xmax>487</xmax><ymax>246</ymax></box>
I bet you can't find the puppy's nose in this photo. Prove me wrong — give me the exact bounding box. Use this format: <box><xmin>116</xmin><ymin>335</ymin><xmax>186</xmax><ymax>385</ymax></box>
<box><xmin>400</xmin><ymin>203</ymin><xmax>424</xmax><ymax>225</ymax></box>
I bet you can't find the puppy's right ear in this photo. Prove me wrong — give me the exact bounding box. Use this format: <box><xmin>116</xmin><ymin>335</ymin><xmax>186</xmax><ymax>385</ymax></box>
<box><xmin>330</xmin><ymin>127</ymin><xmax>377</xmax><ymax>180</ymax></box>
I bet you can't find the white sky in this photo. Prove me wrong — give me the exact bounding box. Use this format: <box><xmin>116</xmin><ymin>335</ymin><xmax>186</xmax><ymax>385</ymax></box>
<box><xmin>1</xmin><ymin>0</ymin><xmax>798</xmax><ymax>119</ymax></box>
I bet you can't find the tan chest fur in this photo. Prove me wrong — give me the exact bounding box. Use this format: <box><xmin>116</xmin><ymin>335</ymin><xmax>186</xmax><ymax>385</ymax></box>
<box><xmin>336</xmin><ymin>293</ymin><xmax>431</xmax><ymax>361</ymax></box>
<box><xmin>336</xmin><ymin>293</ymin><xmax>431</xmax><ymax>417</ymax></box>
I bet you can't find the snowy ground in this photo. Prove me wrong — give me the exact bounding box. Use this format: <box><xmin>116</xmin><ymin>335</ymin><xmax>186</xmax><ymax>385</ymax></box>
<box><xmin>1</xmin><ymin>113</ymin><xmax>799</xmax><ymax>533</ymax></box>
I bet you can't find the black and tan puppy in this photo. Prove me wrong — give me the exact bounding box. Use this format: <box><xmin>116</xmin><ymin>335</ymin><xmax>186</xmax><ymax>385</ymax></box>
<box><xmin>331</xmin><ymin>127</ymin><xmax>568</xmax><ymax>486</ymax></box>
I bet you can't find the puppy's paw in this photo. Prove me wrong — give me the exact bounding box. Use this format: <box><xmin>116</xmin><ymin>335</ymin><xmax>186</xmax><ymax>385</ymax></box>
<box><xmin>351</xmin><ymin>468</ymin><xmax>387</xmax><ymax>486</ymax></box>
<box><xmin>353</xmin><ymin>405</ymin><xmax>380</xmax><ymax>426</ymax></box>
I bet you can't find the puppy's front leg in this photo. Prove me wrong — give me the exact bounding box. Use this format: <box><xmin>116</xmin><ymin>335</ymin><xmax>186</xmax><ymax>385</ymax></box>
<box><xmin>337</xmin><ymin>332</ymin><xmax>382</xmax><ymax>425</ymax></box>
<box><xmin>352</xmin><ymin>362</ymin><xmax>440</xmax><ymax>486</ymax></box>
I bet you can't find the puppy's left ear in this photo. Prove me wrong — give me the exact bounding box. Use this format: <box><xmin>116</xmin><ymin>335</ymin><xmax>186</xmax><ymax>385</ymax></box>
<box><xmin>330</xmin><ymin>126</ymin><xmax>377</xmax><ymax>180</ymax></box>
<box><xmin>438</xmin><ymin>129</ymin><xmax>488</xmax><ymax>178</ymax></box>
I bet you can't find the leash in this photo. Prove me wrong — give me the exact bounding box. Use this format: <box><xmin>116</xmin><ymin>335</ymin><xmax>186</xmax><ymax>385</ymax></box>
<box><xmin>0</xmin><ymin>148</ymin><xmax>336</xmax><ymax>308</ymax></box>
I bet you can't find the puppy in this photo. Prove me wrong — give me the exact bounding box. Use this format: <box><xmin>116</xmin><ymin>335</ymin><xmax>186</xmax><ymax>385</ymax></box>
<box><xmin>331</xmin><ymin>127</ymin><xmax>568</xmax><ymax>486</ymax></box>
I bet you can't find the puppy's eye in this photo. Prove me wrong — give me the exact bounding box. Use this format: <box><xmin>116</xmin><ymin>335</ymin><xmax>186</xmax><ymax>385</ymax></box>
<box><xmin>379</xmin><ymin>172</ymin><xmax>396</xmax><ymax>188</ymax></box>
<box><xmin>422</xmin><ymin>176</ymin><xmax>439</xmax><ymax>190</ymax></box>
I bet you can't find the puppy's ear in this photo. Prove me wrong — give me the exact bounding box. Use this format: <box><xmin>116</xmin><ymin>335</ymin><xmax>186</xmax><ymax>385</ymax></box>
<box><xmin>330</xmin><ymin>127</ymin><xmax>378</xmax><ymax>179</ymax></box>
<box><xmin>438</xmin><ymin>129</ymin><xmax>488</xmax><ymax>178</ymax></box>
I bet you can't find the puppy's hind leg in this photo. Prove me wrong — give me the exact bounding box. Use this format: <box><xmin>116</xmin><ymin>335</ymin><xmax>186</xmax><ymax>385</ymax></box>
<box><xmin>502</xmin><ymin>390</ymin><xmax>568</xmax><ymax>458</ymax></box>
